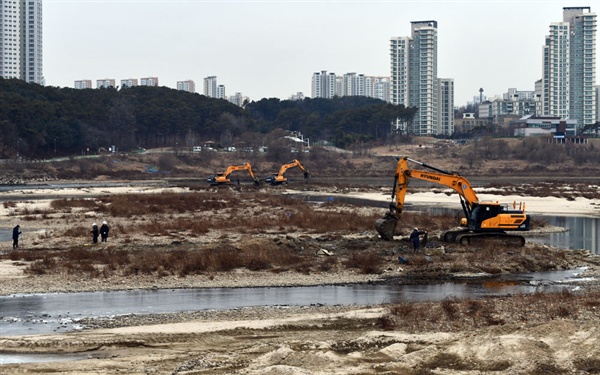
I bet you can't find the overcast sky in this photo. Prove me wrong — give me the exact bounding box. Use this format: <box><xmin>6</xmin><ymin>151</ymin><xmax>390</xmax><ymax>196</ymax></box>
<box><xmin>43</xmin><ymin>0</ymin><xmax>599</xmax><ymax>106</ymax></box>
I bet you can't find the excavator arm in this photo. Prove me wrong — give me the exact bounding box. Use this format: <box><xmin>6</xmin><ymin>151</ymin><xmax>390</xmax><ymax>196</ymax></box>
<box><xmin>389</xmin><ymin>156</ymin><xmax>478</xmax><ymax>219</ymax></box>
<box><xmin>266</xmin><ymin>159</ymin><xmax>309</xmax><ymax>185</ymax></box>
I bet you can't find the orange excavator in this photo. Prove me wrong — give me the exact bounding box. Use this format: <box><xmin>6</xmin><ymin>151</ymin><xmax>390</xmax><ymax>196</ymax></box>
<box><xmin>265</xmin><ymin>159</ymin><xmax>309</xmax><ymax>185</ymax></box>
<box><xmin>207</xmin><ymin>162</ymin><xmax>260</xmax><ymax>186</ymax></box>
<box><xmin>375</xmin><ymin>156</ymin><xmax>531</xmax><ymax>246</ymax></box>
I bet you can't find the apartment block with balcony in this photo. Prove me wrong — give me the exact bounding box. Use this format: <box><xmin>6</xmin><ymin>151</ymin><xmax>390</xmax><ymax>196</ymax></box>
<box><xmin>140</xmin><ymin>77</ymin><xmax>159</xmax><ymax>86</ymax></box>
<box><xmin>74</xmin><ymin>80</ymin><xmax>92</xmax><ymax>89</ymax></box>
<box><xmin>311</xmin><ymin>71</ymin><xmax>336</xmax><ymax>98</ymax></box>
<box><xmin>120</xmin><ymin>78</ymin><xmax>138</xmax><ymax>88</ymax></box>
<box><xmin>96</xmin><ymin>79</ymin><xmax>115</xmax><ymax>89</ymax></box>
<box><xmin>177</xmin><ymin>80</ymin><xmax>195</xmax><ymax>93</ymax></box>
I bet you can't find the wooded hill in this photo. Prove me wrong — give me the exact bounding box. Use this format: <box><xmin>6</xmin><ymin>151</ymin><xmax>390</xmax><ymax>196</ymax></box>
<box><xmin>0</xmin><ymin>78</ymin><xmax>416</xmax><ymax>159</ymax></box>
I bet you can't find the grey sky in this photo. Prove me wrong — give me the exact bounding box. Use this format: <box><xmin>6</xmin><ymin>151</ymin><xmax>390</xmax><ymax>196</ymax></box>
<box><xmin>43</xmin><ymin>0</ymin><xmax>599</xmax><ymax>106</ymax></box>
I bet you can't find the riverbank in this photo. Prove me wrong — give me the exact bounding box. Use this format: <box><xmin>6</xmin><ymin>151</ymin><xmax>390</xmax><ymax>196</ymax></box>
<box><xmin>2</xmin><ymin>181</ymin><xmax>600</xmax><ymax>374</ymax></box>
<box><xmin>1</xmin><ymin>181</ymin><xmax>600</xmax><ymax>296</ymax></box>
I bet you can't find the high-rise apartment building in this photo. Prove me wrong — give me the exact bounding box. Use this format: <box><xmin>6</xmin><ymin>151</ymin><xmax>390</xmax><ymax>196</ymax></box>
<box><xmin>437</xmin><ymin>79</ymin><xmax>454</xmax><ymax>135</ymax></box>
<box><xmin>342</xmin><ymin>73</ymin><xmax>366</xmax><ymax>97</ymax></box>
<box><xmin>390</xmin><ymin>21</ymin><xmax>452</xmax><ymax>135</ymax></box>
<box><xmin>177</xmin><ymin>80</ymin><xmax>195</xmax><ymax>93</ymax></box>
<box><xmin>311</xmin><ymin>71</ymin><xmax>336</xmax><ymax>99</ymax></box>
<box><xmin>217</xmin><ymin>84</ymin><xmax>226</xmax><ymax>99</ymax></box>
<box><xmin>366</xmin><ymin>76</ymin><xmax>391</xmax><ymax>102</ymax></box>
<box><xmin>203</xmin><ymin>76</ymin><xmax>218</xmax><ymax>98</ymax></box>
<box><xmin>542</xmin><ymin>7</ymin><xmax>597</xmax><ymax>129</ymax></box>
<box><xmin>0</xmin><ymin>0</ymin><xmax>43</xmax><ymax>84</ymax></box>
<box><xmin>408</xmin><ymin>21</ymin><xmax>438</xmax><ymax>135</ymax></box>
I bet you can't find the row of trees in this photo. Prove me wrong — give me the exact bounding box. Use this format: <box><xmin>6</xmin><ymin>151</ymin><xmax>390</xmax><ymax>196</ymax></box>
<box><xmin>0</xmin><ymin>78</ymin><xmax>417</xmax><ymax>159</ymax></box>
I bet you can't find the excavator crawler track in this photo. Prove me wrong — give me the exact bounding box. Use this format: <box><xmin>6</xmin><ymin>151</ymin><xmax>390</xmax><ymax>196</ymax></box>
<box><xmin>454</xmin><ymin>232</ymin><xmax>526</xmax><ymax>247</ymax></box>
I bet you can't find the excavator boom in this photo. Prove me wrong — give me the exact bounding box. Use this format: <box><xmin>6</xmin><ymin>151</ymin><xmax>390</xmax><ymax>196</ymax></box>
<box><xmin>376</xmin><ymin>156</ymin><xmax>530</xmax><ymax>246</ymax></box>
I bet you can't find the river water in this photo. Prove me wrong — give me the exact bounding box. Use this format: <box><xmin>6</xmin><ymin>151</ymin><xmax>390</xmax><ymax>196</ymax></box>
<box><xmin>0</xmin><ymin>268</ymin><xmax>587</xmax><ymax>338</ymax></box>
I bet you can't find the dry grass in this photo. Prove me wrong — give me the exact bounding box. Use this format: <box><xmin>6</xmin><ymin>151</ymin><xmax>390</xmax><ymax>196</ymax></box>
<box><xmin>380</xmin><ymin>289</ymin><xmax>600</xmax><ymax>333</ymax></box>
<box><xmin>14</xmin><ymin>244</ymin><xmax>314</xmax><ymax>278</ymax></box>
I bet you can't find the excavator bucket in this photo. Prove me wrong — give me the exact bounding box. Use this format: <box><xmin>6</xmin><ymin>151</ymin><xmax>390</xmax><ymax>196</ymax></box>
<box><xmin>375</xmin><ymin>211</ymin><xmax>398</xmax><ymax>241</ymax></box>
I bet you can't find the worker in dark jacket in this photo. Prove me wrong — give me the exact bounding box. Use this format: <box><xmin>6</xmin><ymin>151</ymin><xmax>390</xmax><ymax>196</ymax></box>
<box><xmin>12</xmin><ymin>224</ymin><xmax>21</xmax><ymax>249</ymax></box>
<box><xmin>410</xmin><ymin>227</ymin><xmax>427</xmax><ymax>253</ymax></box>
<box><xmin>100</xmin><ymin>221</ymin><xmax>109</xmax><ymax>242</ymax></box>
<box><xmin>91</xmin><ymin>223</ymin><xmax>99</xmax><ymax>244</ymax></box>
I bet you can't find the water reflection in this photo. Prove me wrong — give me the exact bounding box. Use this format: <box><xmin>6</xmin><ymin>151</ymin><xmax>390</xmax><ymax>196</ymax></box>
<box><xmin>421</xmin><ymin>206</ymin><xmax>600</xmax><ymax>255</ymax></box>
<box><xmin>0</xmin><ymin>270</ymin><xmax>579</xmax><ymax>337</ymax></box>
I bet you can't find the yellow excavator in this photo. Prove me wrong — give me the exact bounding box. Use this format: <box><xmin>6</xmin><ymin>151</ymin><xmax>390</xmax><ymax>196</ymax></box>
<box><xmin>265</xmin><ymin>159</ymin><xmax>309</xmax><ymax>185</ymax></box>
<box><xmin>375</xmin><ymin>156</ymin><xmax>531</xmax><ymax>246</ymax></box>
<box><xmin>207</xmin><ymin>162</ymin><xmax>260</xmax><ymax>186</ymax></box>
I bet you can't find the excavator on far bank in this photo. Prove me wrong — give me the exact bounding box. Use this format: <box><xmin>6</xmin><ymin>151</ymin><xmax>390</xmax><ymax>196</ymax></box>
<box><xmin>375</xmin><ymin>156</ymin><xmax>531</xmax><ymax>246</ymax></box>
<box><xmin>265</xmin><ymin>159</ymin><xmax>309</xmax><ymax>185</ymax></box>
<box><xmin>207</xmin><ymin>162</ymin><xmax>260</xmax><ymax>186</ymax></box>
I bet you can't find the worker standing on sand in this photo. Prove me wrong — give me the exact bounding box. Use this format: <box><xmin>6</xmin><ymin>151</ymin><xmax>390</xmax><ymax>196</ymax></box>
<box><xmin>100</xmin><ymin>221</ymin><xmax>109</xmax><ymax>242</ymax></box>
<box><xmin>410</xmin><ymin>227</ymin><xmax>427</xmax><ymax>253</ymax></box>
<box><xmin>12</xmin><ymin>224</ymin><xmax>21</xmax><ymax>249</ymax></box>
<box><xmin>91</xmin><ymin>223</ymin><xmax>99</xmax><ymax>244</ymax></box>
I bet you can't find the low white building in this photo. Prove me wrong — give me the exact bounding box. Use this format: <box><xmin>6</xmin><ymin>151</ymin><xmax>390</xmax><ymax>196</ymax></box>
<box><xmin>512</xmin><ymin>115</ymin><xmax>578</xmax><ymax>137</ymax></box>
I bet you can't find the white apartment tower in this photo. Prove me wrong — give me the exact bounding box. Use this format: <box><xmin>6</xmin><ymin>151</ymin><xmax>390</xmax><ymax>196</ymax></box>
<box><xmin>409</xmin><ymin>21</ymin><xmax>438</xmax><ymax>135</ymax></box>
<box><xmin>342</xmin><ymin>73</ymin><xmax>366</xmax><ymax>97</ymax></box>
<box><xmin>311</xmin><ymin>71</ymin><xmax>336</xmax><ymax>98</ymax></box>
<box><xmin>21</xmin><ymin>0</ymin><xmax>42</xmax><ymax>84</ymax></box>
<box><xmin>216</xmin><ymin>84</ymin><xmax>225</xmax><ymax>99</ymax></box>
<box><xmin>1</xmin><ymin>0</ymin><xmax>43</xmax><ymax>83</ymax></box>
<box><xmin>543</xmin><ymin>7</ymin><xmax>597</xmax><ymax>129</ymax></box>
<box><xmin>390</xmin><ymin>21</ymin><xmax>445</xmax><ymax>135</ymax></box>
<box><xmin>437</xmin><ymin>78</ymin><xmax>454</xmax><ymax>135</ymax></box>
<box><xmin>390</xmin><ymin>36</ymin><xmax>410</xmax><ymax>107</ymax></box>
<box><xmin>203</xmin><ymin>76</ymin><xmax>218</xmax><ymax>98</ymax></box>
<box><xmin>1</xmin><ymin>0</ymin><xmax>21</xmax><ymax>80</ymax></box>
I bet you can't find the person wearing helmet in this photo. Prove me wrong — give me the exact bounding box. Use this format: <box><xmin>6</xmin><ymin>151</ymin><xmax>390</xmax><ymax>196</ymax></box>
<box><xmin>100</xmin><ymin>221</ymin><xmax>110</xmax><ymax>242</ymax></box>
<box><xmin>91</xmin><ymin>223</ymin><xmax>99</xmax><ymax>244</ymax></box>
<box><xmin>410</xmin><ymin>227</ymin><xmax>426</xmax><ymax>253</ymax></box>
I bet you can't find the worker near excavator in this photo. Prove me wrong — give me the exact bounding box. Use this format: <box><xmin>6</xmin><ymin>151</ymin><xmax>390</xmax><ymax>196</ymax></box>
<box><xmin>410</xmin><ymin>227</ymin><xmax>427</xmax><ymax>253</ymax></box>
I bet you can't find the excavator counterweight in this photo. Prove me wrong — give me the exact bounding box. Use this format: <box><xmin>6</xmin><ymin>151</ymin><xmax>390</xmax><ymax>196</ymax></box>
<box><xmin>376</xmin><ymin>156</ymin><xmax>530</xmax><ymax>246</ymax></box>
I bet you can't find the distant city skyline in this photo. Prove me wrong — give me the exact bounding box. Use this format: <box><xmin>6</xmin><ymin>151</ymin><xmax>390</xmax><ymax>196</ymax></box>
<box><xmin>39</xmin><ymin>1</ymin><xmax>599</xmax><ymax>106</ymax></box>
